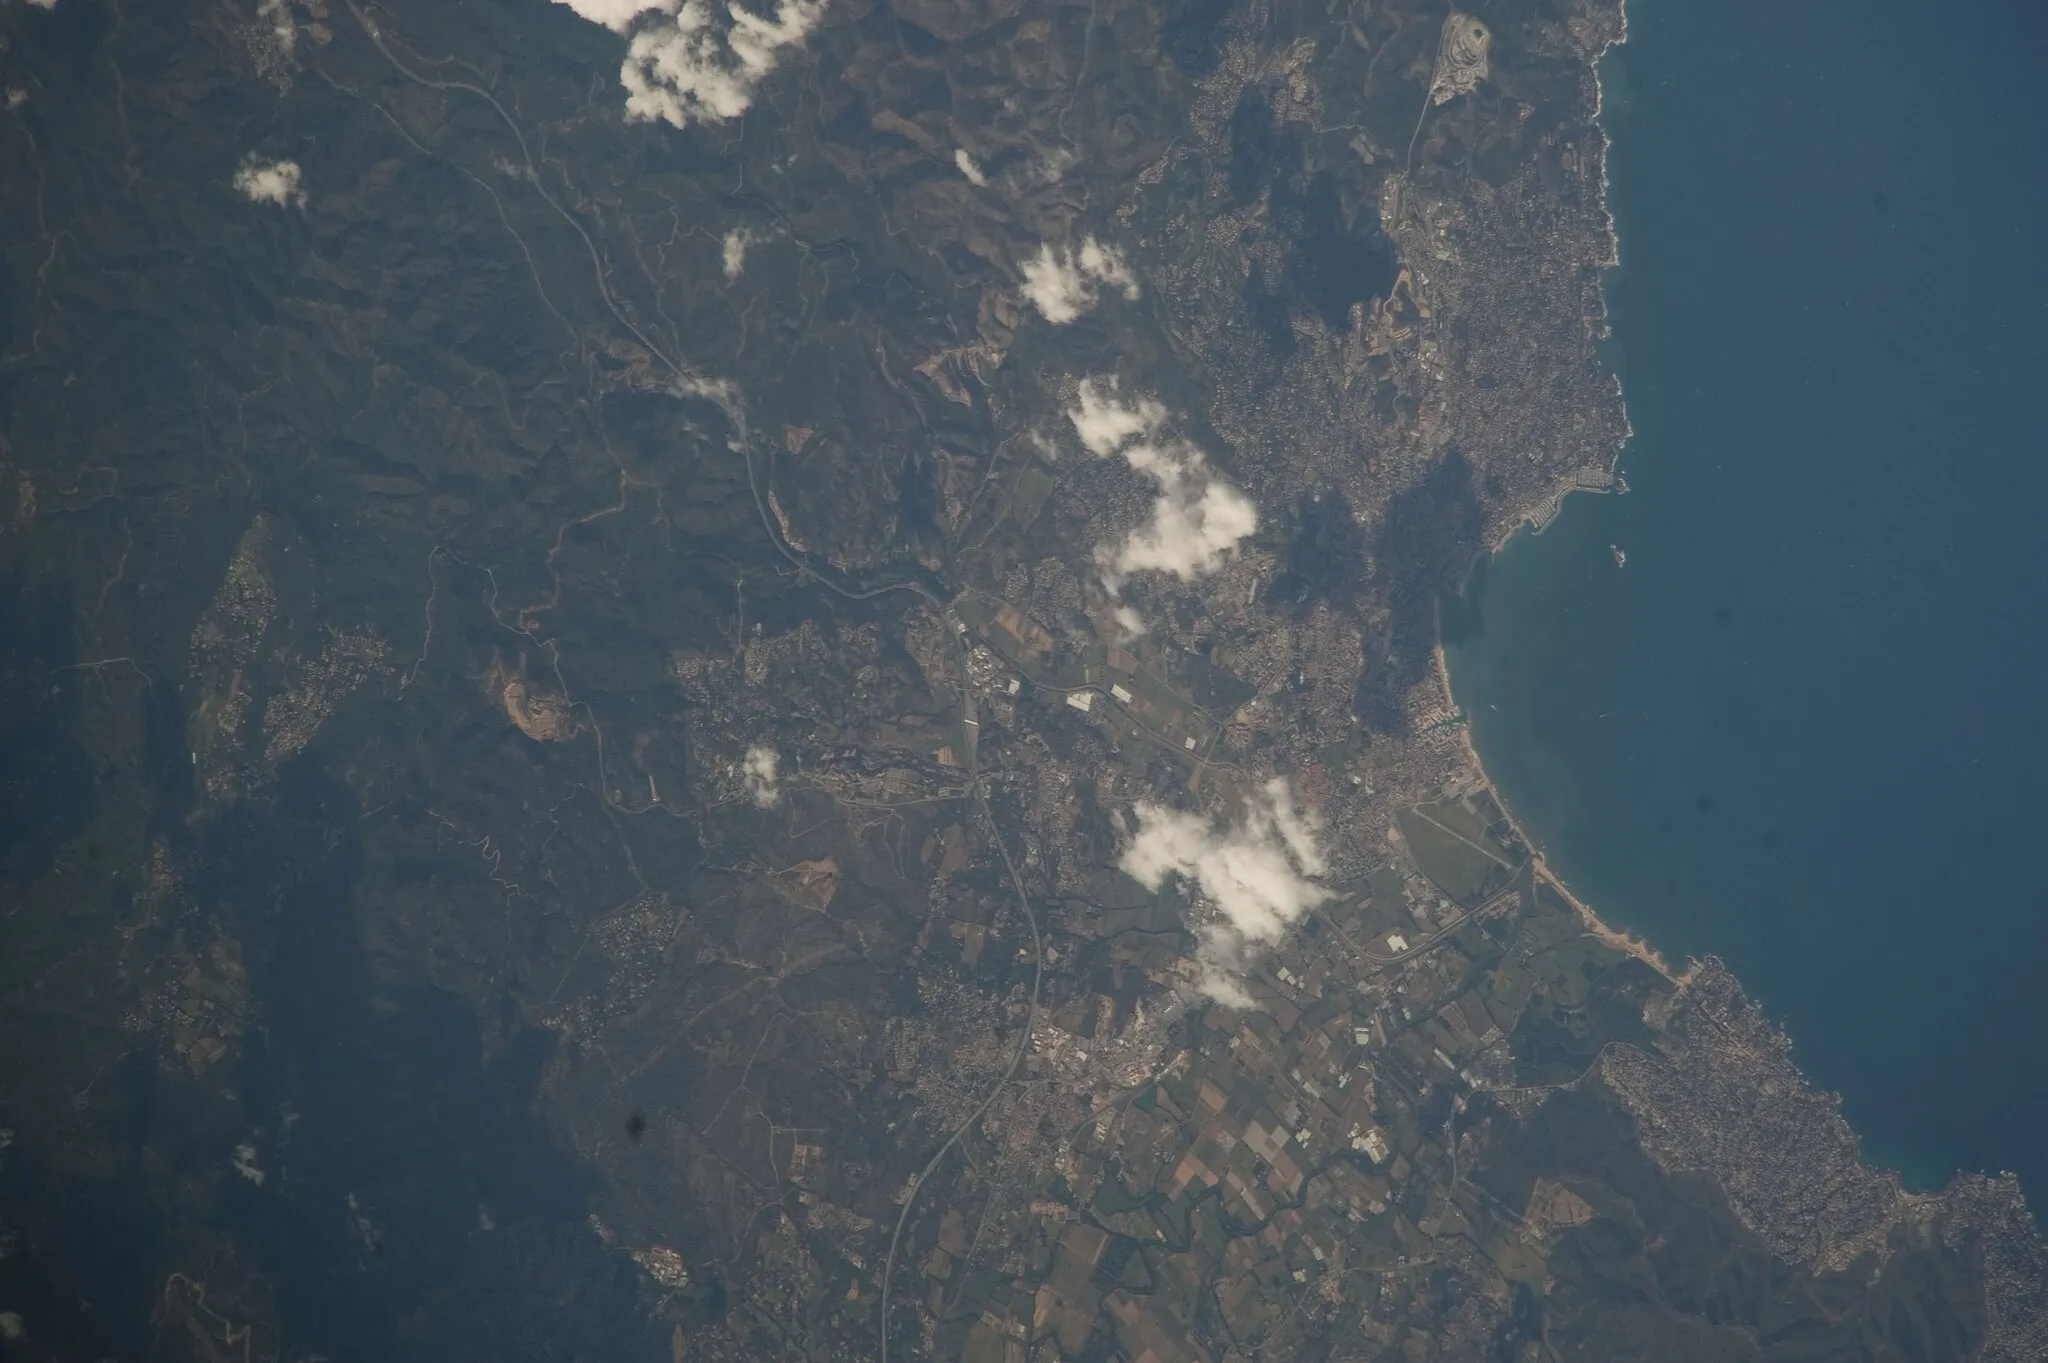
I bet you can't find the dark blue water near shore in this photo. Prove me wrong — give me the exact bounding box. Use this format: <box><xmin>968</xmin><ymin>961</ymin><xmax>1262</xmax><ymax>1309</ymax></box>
<box><xmin>1444</xmin><ymin>0</ymin><xmax>2048</xmax><ymax>1202</ymax></box>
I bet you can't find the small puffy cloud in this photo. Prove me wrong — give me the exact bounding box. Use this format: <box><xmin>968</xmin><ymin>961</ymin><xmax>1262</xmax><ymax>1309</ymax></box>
<box><xmin>722</xmin><ymin>228</ymin><xmax>750</xmax><ymax>280</ymax></box>
<box><xmin>1068</xmin><ymin>378</ymin><xmax>1258</xmax><ymax>592</ymax></box>
<box><xmin>231</xmin><ymin>1141</ymin><xmax>266</xmax><ymax>1186</ymax></box>
<box><xmin>1020</xmin><ymin>236</ymin><xmax>1140</xmax><ymax>324</ymax></box>
<box><xmin>554</xmin><ymin>0</ymin><xmax>667</xmax><ymax>28</ymax></box>
<box><xmin>233</xmin><ymin>155</ymin><xmax>305</xmax><ymax>209</ymax></box>
<box><xmin>1111</xmin><ymin>460</ymin><xmax>1257</xmax><ymax>586</ymax></box>
<box><xmin>1122</xmin><ymin>778</ymin><xmax>1329</xmax><ymax>1003</ymax></box>
<box><xmin>1076</xmin><ymin>238</ymin><xmax>1137</xmax><ymax>298</ymax></box>
<box><xmin>1070</xmin><ymin>380</ymin><xmax>1164</xmax><ymax>457</ymax></box>
<box><xmin>1035</xmin><ymin>147</ymin><xmax>1077</xmax><ymax>183</ymax></box>
<box><xmin>954</xmin><ymin>149</ymin><xmax>987</xmax><ymax>186</ymax></box>
<box><xmin>257</xmin><ymin>0</ymin><xmax>295</xmax><ymax>54</ymax></box>
<box><xmin>742</xmin><ymin>745</ymin><xmax>780</xmax><ymax>807</ymax></box>
<box><xmin>552</xmin><ymin>0</ymin><xmax>826</xmax><ymax>130</ymax></box>
<box><xmin>1019</xmin><ymin>247</ymin><xmax>1089</xmax><ymax>324</ymax></box>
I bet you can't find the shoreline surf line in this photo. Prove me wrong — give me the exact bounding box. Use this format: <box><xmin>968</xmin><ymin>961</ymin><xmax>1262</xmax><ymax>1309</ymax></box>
<box><xmin>1422</xmin><ymin>0</ymin><xmax>1683</xmax><ymax>986</ymax></box>
<box><xmin>1432</xmin><ymin>639</ymin><xmax>1692</xmax><ymax>988</ymax></box>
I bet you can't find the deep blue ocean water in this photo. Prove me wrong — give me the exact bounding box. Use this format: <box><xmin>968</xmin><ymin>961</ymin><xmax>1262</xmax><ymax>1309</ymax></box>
<box><xmin>1443</xmin><ymin>0</ymin><xmax>2048</xmax><ymax>1200</ymax></box>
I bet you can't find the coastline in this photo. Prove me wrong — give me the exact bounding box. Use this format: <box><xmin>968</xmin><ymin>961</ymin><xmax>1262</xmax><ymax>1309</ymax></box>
<box><xmin>1428</xmin><ymin>0</ymin><xmax>2048</xmax><ymax>1284</ymax></box>
<box><xmin>1456</xmin><ymin>1</ymin><xmax>1630</xmax><ymax>574</ymax></box>
<box><xmin>1483</xmin><ymin>0</ymin><xmax>1636</xmax><ymax>564</ymax></box>
<box><xmin>1425</xmin><ymin>0</ymin><xmax>1937</xmax><ymax>1190</ymax></box>
<box><xmin>1437</xmin><ymin>0</ymin><xmax>1674</xmax><ymax>983</ymax></box>
<box><xmin>1434</xmin><ymin>641</ymin><xmax>1687</xmax><ymax>985</ymax></box>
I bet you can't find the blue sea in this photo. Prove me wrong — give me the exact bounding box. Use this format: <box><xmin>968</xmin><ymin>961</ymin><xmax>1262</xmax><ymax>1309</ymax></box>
<box><xmin>1443</xmin><ymin>0</ymin><xmax>2048</xmax><ymax>1202</ymax></box>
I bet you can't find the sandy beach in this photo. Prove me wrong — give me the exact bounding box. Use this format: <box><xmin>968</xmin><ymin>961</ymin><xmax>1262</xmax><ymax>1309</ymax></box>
<box><xmin>1434</xmin><ymin>639</ymin><xmax>1692</xmax><ymax>986</ymax></box>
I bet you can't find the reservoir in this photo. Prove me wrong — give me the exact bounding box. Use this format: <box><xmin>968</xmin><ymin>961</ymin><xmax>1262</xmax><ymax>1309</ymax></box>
<box><xmin>1442</xmin><ymin>0</ymin><xmax>2048</xmax><ymax>1202</ymax></box>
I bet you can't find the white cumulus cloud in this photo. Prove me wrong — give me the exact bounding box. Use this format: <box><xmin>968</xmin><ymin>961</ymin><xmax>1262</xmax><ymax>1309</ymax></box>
<box><xmin>233</xmin><ymin>155</ymin><xmax>305</xmax><ymax>209</ymax></box>
<box><xmin>1067</xmin><ymin>378</ymin><xmax>1258</xmax><ymax>594</ymax></box>
<box><xmin>1020</xmin><ymin>236</ymin><xmax>1140</xmax><ymax>324</ymax></box>
<box><xmin>256</xmin><ymin>0</ymin><xmax>295</xmax><ymax>54</ymax></box>
<box><xmin>231</xmin><ymin>1141</ymin><xmax>266</xmax><ymax>1186</ymax></box>
<box><xmin>1121</xmin><ymin>778</ymin><xmax>1329</xmax><ymax>1005</ymax></box>
<box><xmin>722</xmin><ymin>228</ymin><xmax>750</xmax><ymax>280</ymax></box>
<box><xmin>555</xmin><ymin>0</ymin><xmax>666</xmax><ymax>27</ymax></box>
<box><xmin>552</xmin><ymin>0</ymin><xmax>826</xmax><ymax>130</ymax></box>
<box><xmin>741</xmin><ymin>745</ymin><xmax>780</xmax><ymax>807</ymax></box>
<box><xmin>1070</xmin><ymin>380</ymin><xmax>1164</xmax><ymax>457</ymax></box>
<box><xmin>954</xmin><ymin>149</ymin><xmax>987</xmax><ymax>186</ymax></box>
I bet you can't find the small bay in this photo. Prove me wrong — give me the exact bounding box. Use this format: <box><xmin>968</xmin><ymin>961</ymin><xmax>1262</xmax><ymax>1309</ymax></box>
<box><xmin>1443</xmin><ymin>0</ymin><xmax>2048</xmax><ymax>1201</ymax></box>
